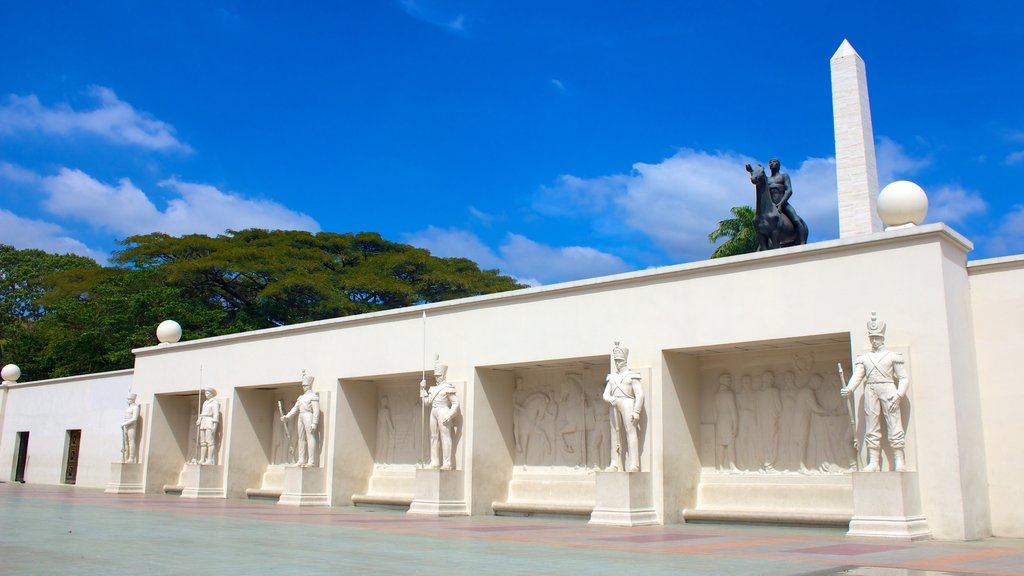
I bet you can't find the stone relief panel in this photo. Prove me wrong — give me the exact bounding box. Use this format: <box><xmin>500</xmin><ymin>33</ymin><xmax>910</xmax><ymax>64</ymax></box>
<box><xmin>701</xmin><ymin>344</ymin><xmax>856</xmax><ymax>475</ymax></box>
<box><xmin>512</xmin><ymin>369</ymin><xmax>610</xmax><ymax>470</ymax></box>
<box><xmin>375</xmin><ymin>383</ymin><xmax>423</xmax><ymax>468</ymax></box>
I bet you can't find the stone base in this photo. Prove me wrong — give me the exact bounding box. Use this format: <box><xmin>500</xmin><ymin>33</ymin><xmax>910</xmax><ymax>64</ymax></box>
<box><xmin>278</xmin><ymin>466</ymin><xmax>329</xmax><ymax>507</ymax></box>
<box><xmin>407</xmin><ymin>468</ymin><xmax>468</xmax><ymax>516</ymax></box>
<box><xmin>105</xmin><ymin>462</ymin><xmax>144</xmax><ymax>494</ymax></box>
<box><xmin>848</xmin><ymin>471</ymin><xmax>931</xmax><ymax>541</ymax></box>
<box><xmin>589</xmin><ymin>471</ymin><xmax>657</xmax><ymax>526</ymax></box>
<box><xmin>180</xmin><ymin>463</ymin><xmax>225</xmax><ymax>499</ymax></box>
<box><xmin>683</xmin><ymin>472</ymin><xmax>853</xmax><ymax>527</ymax></box>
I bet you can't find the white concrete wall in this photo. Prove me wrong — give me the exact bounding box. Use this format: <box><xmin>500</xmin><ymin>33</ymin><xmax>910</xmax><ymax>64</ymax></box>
<box><xmin>0</xmin><ymin>370</ymin><xmax>133</xmax><ymax>488</ymax></box>
<box><xmin>968</xmin><ymin>255</ymin><xmax>1024</xmax><ymax>538</ymax></box>
<box><xmin>1</xmin><ymin>224</ymin><xmax>1013</xmax><ymax>541</ymax></box>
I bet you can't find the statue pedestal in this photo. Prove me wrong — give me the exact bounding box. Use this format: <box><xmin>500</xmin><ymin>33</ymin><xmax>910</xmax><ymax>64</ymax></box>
<box><xmin>180</xmin><ymin>463</ymin><xmax>225</xmax><ymax>499</ymax></box>
<box><xmin>589</xmin><ymin>471</ymin><xmax>657</xmax><ymax>526</ymax></box>
<box><xmin>278</xmin><ymin>466</ymin><xmax>329</xmax><ymax>507</ymax></box>
<box><xmin>847</xmin><ymin>472</ymin><xmax>930</xmax><ymax>540</ymax></box>
<box><xmin>408</xmin><ymin>468</ymin><xmax>468</xmax><ymax>516</ymax></box>
<box><xmin>105</xmin><ymin>462</ymin><xmax>144</xmax><ymax>494</ymax></box>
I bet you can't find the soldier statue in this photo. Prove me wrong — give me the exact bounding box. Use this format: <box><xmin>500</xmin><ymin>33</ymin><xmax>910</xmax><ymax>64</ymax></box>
<box><xmin>281</xmin><ymin>370</ymin><xmax>321</xmax><ymax>467</ymax></box>
<box><xmin>196</xmin><ymin>388</ymin><xmax>221</xmax><ymax>465</ymax></box>
<box><xmin>842</xmin><ymin>313</ymin><xmax>910</xmax><ymax>472</ymax></box>
<box><xmin>420</xmin><ymin>358</ymin><xmax>460</xmax><ymax>470</ymax></box>
<box><xmin>603</xmin><ymin>341</ymin><xmax>645</xmax><ymax>472</ymax></box>
<box><xmin>121</xmin><ymin>393</ymin><xmax>141</xmax><ymax>463</ymax></box>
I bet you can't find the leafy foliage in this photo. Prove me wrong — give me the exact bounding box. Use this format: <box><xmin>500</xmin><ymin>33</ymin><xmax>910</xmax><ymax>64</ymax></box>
<box><xmin>708</xmin><ymin>206</ymin><xmax>758</xmax><ymax>258</ymax></box>
<box><xmin>0</xmin><ymin>230</ymin><xmax>524</xmax><ymax>380</ymax></box>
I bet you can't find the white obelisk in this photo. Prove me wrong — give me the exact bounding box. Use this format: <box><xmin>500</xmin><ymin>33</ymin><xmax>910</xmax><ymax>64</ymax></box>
<box><xmin>831</xmin><ymin>39</ymin><xmax>883</xmax><ymax>237</ymax></box>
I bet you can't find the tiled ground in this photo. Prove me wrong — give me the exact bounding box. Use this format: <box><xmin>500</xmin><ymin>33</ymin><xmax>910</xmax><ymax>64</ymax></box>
<box><xmin>1</xmin><ymin>483</ymin><xmax>1021</xmax><ymax>575</ymax></box>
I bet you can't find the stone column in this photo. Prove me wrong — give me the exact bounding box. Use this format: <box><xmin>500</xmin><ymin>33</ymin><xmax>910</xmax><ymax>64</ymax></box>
<box><xmin>831</xmin><ymin>39</ymin><xmax>883</xmax><ymax>238</ymax></box>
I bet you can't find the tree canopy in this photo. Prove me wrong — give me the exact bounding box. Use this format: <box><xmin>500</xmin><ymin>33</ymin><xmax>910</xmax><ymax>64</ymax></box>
<box><xmin>0</xmin><ymin>230</ymin><xmax>524</xmax><ymax>380</ymax></box>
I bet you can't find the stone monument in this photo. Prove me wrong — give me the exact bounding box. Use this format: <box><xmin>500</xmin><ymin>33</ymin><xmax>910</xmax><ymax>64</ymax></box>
<box><xmin>409</xmin><ymin>356</ymin><xmax>467</xmax><ymax>516</ymax></box>
<box><xmin>591</xmin><ymin>341</ymin><xmax>655</xmax><ymax>526</ymax></box>
<box><xmin>278</xmin><ymin>370</ymin><xmax>328</xmax><ymax>506</ymax></box>
<box><xmin>106</xmin><ymin>392</ymin><xmax>145</xmax><ymax>494</ymax></box>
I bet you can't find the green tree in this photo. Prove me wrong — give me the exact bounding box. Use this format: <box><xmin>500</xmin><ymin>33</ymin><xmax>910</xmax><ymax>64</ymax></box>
<box><xmin>1</xmin><ymin>231</ymin><xmax>525</xmax><ymax>380</ymax></box>
<box><xmin>0</xmin><ymin>245</ymin><xmax>99</xmax><ymax>369</ymax></box>
<box><xmin>708</xmin><ymin>206</ymin><xmax>757</xmax><ymax>258</ymax></box>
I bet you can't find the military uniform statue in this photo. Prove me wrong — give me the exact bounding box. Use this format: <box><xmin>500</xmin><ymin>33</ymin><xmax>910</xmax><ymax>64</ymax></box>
<box><xmin>281</xmin><ymin>370</ymin><xmax>320</xmax><ymax>467</ymax></box>
<box><xmin>420</xmin><ymin>359</ymin><xmax>460</xmax><ymax>470</ymax></box>
<box><xmin>196</xmin><ymin>388</ymin><xmax>221</xmax><ymax>465</ymax></box>
<box><xmin>842</xmin><ymin>313</ymin><xmax>910</xmax><ymax>472</ymax></box>
<box><xmin>121</xmin><ymin>393</ymin><xmax>140</xmax><ymax>463</ymax></box>
<box><xmin>603</xmin><ymin>341</ymin><xmax>645</xmax><ymax>472</ymax></box>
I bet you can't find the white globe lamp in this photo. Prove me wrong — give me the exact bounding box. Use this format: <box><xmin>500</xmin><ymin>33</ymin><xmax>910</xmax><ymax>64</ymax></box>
<box><xmin>2</xmin><ymin>363</ymin><xmax>21</xmax><ymax>383</ymax></box>
<box><xmin>877</xmin><ymin>180</ymin><xmax>929</xmax><ymax>230</ymax></box>
<box><xmin>156</xmin><ymin>320</ymin><xmax>183</xmax><ymax>345</ymax></box>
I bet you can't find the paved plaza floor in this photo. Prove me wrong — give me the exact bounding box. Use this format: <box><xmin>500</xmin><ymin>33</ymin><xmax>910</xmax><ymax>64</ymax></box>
<box><xmin>1</xmin><ymin>482</ymin><xmax>1021</xmax><ymax>576</ymax></box>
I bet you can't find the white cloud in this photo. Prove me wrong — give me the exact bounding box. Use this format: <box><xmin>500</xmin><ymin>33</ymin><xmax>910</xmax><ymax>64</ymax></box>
<box><xmin>0</xmin><ymin>209</ymin><xmax>107</xmax><ymax>262</ymax></box>
<box><xmin>403</xmin><ymin>226</ymin><xmax>631</xmax><ymax>285</ymax></box>
<box><xmin>876</xmin><ymin>136</ymin><xmax>929</xmax><ymax>186</ymax></box>
<box><xmin>38</xmin><ymin>168</ymin><xmax>319</xmax><ymax>237</ymax></box>
<box><xmin>403</xmin><ymin>226</ymin><xmax>502</xmax><ymax>269</ymax></box>
<box><xmin>1005</xmin><ymin>150</ymin><xmax>1024</xmax><ymax>165</ymax></box>
<box><xmin>500</xmin><ymin>233</ymin><xmax>632</xmax><ymax>283</ymax></box>
<box><xmin>985</xmin><ymin>204</ymin><xmax>1024</xmax><ymax>256</ymax></box>
<box><xmin>397</xmin><ymin>0</ymin><xmax>466</xmax><ymax>32</ymax></box>
<box><xmin>538</xmin><ymin>149</ymin><xmax>839</xmax><ymax>262</ymax></box>
<box><xmin>924</xmin><ymin>185</ymin><xmax>987</xmax><ymax>225</ymax></box>
<box><xmin>0</xmin><ymin>161</ymin><xmax>40</xmax><ymax>184</ymax></box>
<box><xmin>0</xmin><ymin>86</ymin><xmax>190</xmax><ymax>152</ymax></box>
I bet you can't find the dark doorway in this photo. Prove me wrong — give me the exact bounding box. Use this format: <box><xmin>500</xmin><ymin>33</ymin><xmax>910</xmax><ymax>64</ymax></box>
<box><xmin>13</xmin><ymin>431</ymin><xmax>29</xmax><ymax>482</ymax></box>
<box><xmin>63</xmin><ymin>429</ymin><xmax>81</xmax><ymax>484</ymax></box>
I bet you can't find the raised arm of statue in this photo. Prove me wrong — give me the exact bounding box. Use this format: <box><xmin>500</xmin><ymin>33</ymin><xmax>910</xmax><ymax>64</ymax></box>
<box><xmin>841</xmin><ymin>362</ymin><xmax>866</xmax><ymax>397</ymax></box>
<box><xmin>601</xmin><ymin>377</ymin><xmax>615</xmax><ymax>404</ymax></box>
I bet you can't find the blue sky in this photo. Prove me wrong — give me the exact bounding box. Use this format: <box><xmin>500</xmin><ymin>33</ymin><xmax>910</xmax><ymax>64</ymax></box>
<box><xmin>1</xmin><ymin>1</ymin><xmax>1022</xmax><ymax>284</ymax></box>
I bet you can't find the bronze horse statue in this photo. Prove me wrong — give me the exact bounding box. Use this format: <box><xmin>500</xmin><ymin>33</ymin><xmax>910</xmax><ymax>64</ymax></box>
<box><xmin>745</xmin><ymin>163</ymin><xmax>804</xmax><ymax>250</ymax></box>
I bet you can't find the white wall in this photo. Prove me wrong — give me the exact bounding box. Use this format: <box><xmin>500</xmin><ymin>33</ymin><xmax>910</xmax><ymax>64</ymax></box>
<box><xmin>968</xmin><ymin>255</ymin><xmax>1024</xmax><ymax>538</ymax></box>
<box><xmin>1</xmin><ymin>224</ymin><xmax>1012</xmax><ymax>541</ymax></box>
<box><xmin>0</xmin><ymin>370</ymin><xmax>133</xmax><ymax>488</ymax></box>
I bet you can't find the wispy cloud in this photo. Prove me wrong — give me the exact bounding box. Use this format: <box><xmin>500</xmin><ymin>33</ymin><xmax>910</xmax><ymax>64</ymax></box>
<box><xmin>1006</xmin><ymin>150</ymin><xmax>1024</xmax><ymax>165</ymax></box>
<box><xmin>984</xmin><ymin>204</ymin><xmax>1024</xmax><ymax>256</ymax></box>
<box><xmin>404</xmin><ymin>226</ymin><xmax>631</xmax><ymax>285</ymax></box>
<box><xmin>537</xmin><ymin>149</ymin><xmax>840</xmax><ymax>262</ymax></box>
<box><xmin>36</xmin><ymin>168</ymin><xmax>319</xmax><ymax>237</ymax></box>
<box><xmin>0</xmin><ymin>86</ymin><xmax>191</xmax><ymax>152</ymax></box>
<box><xmin>876</xmin><ymin>136</ymin><xmax>930</xmax><ymax>185</ymax></box>
<box><xmin>924</xmin><ymin>185</ymin><xmax>987</xmax><ymax>225</ymax></box>
<box><xmin>397</xmin><ymin>0</ymin><xmax>467</xmax><ymax>33</ymax></box>
<box><xmin>0</xmin><ymin>209</ymin><xmax>107</xmax><ymax>262</ymax></box>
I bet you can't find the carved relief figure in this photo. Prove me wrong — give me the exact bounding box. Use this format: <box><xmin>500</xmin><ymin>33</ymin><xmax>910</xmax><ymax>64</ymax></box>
<box><xmin>558</xmin><ymin>373</ymin><xmax>586</xmax><ymax>467</ymax></box>
<box><xmin>281</xmin><ymin>370</ymin><xmax>320</xmax><ymax>467</ymax></box>
<box><xmin>121</xmin><ymin>393</ymin><xmax>140</xmax><ymax>463</ymax></box>
<box><xmin>420</xmin><ymin>359</ymin><xmax>460</xmax><ymax>470</ymax></box>
<box><xmin>603</xmin><ymin>342</ymin><xmax>645</xmax><ymax>472</ymax></box>
<box><xmin>842</xmin><ymin>312</ymin><xmax>910</xmax><ymax>472</ymax></box>
<box><xmin>196</xmin><ymin>388</ymin><xmax>221</xmax><ymax>466</ymax></box>
<box><xmin>734</xmin><ymin>375</ymin><xmax>757</xmax><ymax>472</ymax></box>
<box><xmin>376</xmin><ymin>394</ymin><xmax>395</xmax><ymax>465</ymax></box>
<box><xmin>793</xmin><ymin>374</ymin><xmax>831</xmax><ymax>474</ymax></box>
<box><xmin>754</xmin><ymin>372</ymin><xmax>781</xmax><ymax>473</ymax></box>
<box><xmin>517</xmin><ymin>388</ymin><xmax>555</xmax><ymax>465</ymax></box>
<box><xmin>777</xmin><ymin>371</ymin><xmax>798</xmax><ymax>470</ymax></box>
<box><xmin>713</xmin><ymin>374</ymin><xmax>739</xmax><ymax>473</ymax></box>
<box><xmin>585</xmin><ymin>382</ymin><xmax>610</xmax><ymax>470</ymax></box>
